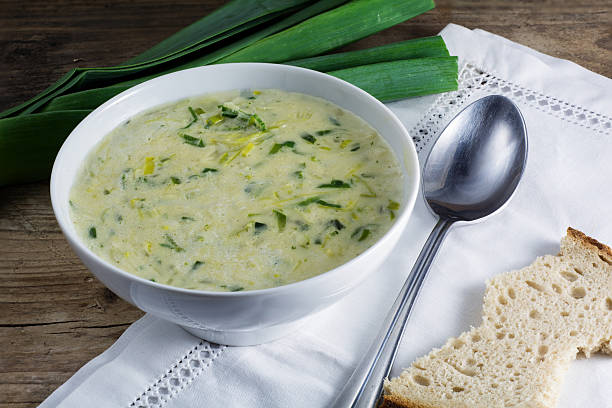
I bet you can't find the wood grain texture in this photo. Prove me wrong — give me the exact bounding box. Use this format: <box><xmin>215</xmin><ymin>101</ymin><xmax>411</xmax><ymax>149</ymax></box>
<box><xmin>0</xmin><ymin>0</ymin><xmax>610</xmax><ymax>406</ymax></box>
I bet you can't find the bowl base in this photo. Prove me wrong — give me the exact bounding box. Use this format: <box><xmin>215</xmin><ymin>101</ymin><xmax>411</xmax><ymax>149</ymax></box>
<box><xmin>179</xmin><ymin>317</ymin><xmax>310</xmax><ymax>346</ymax></box>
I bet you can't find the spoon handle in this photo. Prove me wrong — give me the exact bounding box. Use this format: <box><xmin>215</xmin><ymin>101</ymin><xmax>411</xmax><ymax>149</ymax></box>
<box><xmin>331</xmin><ymin>218</ymin><xmax>453</xmax><ymax>408</ymax></box>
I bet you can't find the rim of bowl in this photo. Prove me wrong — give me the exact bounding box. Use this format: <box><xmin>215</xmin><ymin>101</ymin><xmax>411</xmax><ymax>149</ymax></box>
<box><xmin>50</xmin><ymin>62</ymin><xmax>420</xmax><ymax>298</ymax></box>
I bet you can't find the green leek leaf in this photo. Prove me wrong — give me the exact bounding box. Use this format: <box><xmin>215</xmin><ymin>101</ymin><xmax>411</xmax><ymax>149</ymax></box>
<box><xmin>286</xmin><ymin>35</ymin><xmax>449</xmax><ymax>72</ymax></box>
<box><xmin>126</xmin><ymin>0</ymin><xmax>314</xmax><ymax>65</ymax></box>
<box><xmin>328</xmin><ymin>57</ymin><xmax>459</xmax><ymax>102</ymax></box>
<box><xmin>217</xmin><ymin>0</ymin><xmax>435</xmax><ymax>64</ymax></box>
<box><xmin>0</xmin><ymin>110</ymin><xmax>91</xmax><ymax>185</ymax></box>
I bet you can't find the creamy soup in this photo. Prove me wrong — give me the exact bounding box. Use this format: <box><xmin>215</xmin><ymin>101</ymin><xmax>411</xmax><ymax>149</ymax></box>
<box><xmin>70</xmin><ymin>89</ymin><xmax>402</xmax><ymax>291</ymax></box>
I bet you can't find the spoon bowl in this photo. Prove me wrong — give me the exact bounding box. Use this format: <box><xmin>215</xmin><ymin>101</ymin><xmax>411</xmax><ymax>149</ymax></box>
<box><xmin>423</xmin><ymin>95</ymin><xmax>527</xmax><ymax>221</ymax></box>
<box><xmin>332</xmin><ymin>95</ymin><xmax>528</xmax><ymax>408</ymax></box>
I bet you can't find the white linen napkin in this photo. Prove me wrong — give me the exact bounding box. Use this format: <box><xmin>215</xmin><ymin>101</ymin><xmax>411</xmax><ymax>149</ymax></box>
<box><xmin>40</xmin><ymin>24</ymin><xmax>612</xmax><ymax>408</ymax></box>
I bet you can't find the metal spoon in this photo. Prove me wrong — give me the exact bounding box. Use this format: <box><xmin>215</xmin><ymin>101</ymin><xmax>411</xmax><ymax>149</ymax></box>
<box><xmin>332</xmin><ymin>95</ymin><xmax>528</xmax><ymax>408</ymax></box>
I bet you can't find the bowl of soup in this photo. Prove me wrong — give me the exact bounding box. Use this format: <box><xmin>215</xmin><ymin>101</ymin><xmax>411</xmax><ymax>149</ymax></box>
<box><xmin>50</xmin><ymin>63</ymin><xmax>420</xmax><ymax>345</ymax></box>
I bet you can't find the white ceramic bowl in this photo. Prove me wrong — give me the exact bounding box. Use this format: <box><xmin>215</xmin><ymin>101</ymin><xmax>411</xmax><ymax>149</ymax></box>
<box><xmin>50</xmin><ymin>63</ymin><xmax>420</xmax><ymax>346</ymax></box>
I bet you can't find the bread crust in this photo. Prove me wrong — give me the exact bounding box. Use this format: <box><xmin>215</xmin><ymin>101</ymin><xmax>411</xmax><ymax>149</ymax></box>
<box><xmin>566</xmin><ymin>227</ymin><xmax>612</xmax><ymax>262</ymax></box>
<box><xmin>379</xmin><ymin>394</ymin><xmax>441</xmax><ymax>408</ymax></box>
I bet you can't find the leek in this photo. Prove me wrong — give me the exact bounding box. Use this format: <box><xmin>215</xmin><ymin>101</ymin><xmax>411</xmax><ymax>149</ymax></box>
<box><xmin>327</xmin><ymin>219</ymin><xmax>345</xmax><ymax>230</ymax></box>
<box><xmin>41</xmin><ymin>35</ymin><xmax>450</xmax><ymax>114</ymax></box>
<box><xmin>254</xmin><ymin>222</ymin><xmax>268</xmax><ymax>234</ymax></box>
<box><xmin>40</xmin><ymin>0</ymin><xmax>439</xmax><ymax>114</ymax></box>
<box><xmin>217</xmin><ymin>0</ymin><xmax>434</xmax><ymax>64</ymax></box>
<box><xmin>41</xmin><ymin>85</ymin><xmax>133</xmax><ymax>112</ymax></box>
<box><xmin>125</xmin><ymin>0</ymin><xmax>314</xmax><ymax>65</ymax></box>
<box><xmin>352</xmin><ymin>227</ymin><xmax>371</xmax><ymax>241</ymax></box>
<box><xmin>160</xmin><ymin>234</ymin><xmax>184</xmax><ymax>252</ymax></box>
<box><xmin>273</xmin><ymin>210</ymin><xmax>287</xmax><ymax>232</ymax></box>
<box><xmin>1</xmin><ymin>0</ymin><xmax>317</xmax><ymax>118</ymax></box>
<box><xmin>180</xmin><ymin>134</ymin><xmax>205</xmax><ymax>147</ymax></box>
<box><xmin>301</xmin><ymin>133</ymin><xmax>317</xmax><ymax>144</ymax></box>
<box><xmin>287</xmin><ymin>36</ymin><xmax>449</xmax><ymax>72</ymax></box>
<box><xmin>316</xmin><ymin>200</ymin><xmax>342</xmax><ymax>208</ymax></box>
<box><xmin>269</xmin><ymin>141</ymin><xmax>296</xmax><ymax>154</ymax></box>
<box><xmin>328</xmin><ymin>57</ymin><xmax>459</xmax><ymax>102</ymax></box>
<box><xmin>0</xmin><ymin>110</ymin><xmax>91</xmax><ymax>186</ymax></box>
<box><xmin>38</xmin><ymin>0</ymin><xmax>350</xmax><ymax>114</ymax></box>
<box><xmin>318</xmin><ymin>180</ymin><xmax>351</xmax><ymax>188</ymax></box>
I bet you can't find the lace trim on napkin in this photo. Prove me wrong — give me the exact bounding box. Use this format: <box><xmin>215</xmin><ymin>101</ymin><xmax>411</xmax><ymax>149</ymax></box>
<box><xmin>129</xmin><ymin>340</ymin><xmax>225</xmax><ymax>408</ymax></box>
<box><xmin>124</xmin><ymin>61</ymin><xmax>611</xmax><ymax>408</ymax></box>
<box><xmin>411</xmin><ymin>63</ymin><xmax>612</xmax><ymax>155</ymax></box>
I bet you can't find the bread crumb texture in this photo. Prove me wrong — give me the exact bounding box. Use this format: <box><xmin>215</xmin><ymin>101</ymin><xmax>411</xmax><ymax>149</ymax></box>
<box><xmin>382</xmin><ymin>228</ymin><xmax>612</xmax><ymax>408</ymax></box>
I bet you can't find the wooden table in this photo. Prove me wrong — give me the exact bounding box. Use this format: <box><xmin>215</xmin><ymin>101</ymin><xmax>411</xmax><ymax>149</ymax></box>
<box><xmin>1</xmin><ymin>1</ymin><xmax>609</xmax><ymax>406</ymax></box>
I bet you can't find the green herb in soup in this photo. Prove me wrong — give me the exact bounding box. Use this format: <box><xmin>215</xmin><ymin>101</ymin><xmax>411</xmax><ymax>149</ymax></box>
<box><xmin>69</xmin><ymin>89</ymin><xmax>403</xmax><ymax>291</ymax></box>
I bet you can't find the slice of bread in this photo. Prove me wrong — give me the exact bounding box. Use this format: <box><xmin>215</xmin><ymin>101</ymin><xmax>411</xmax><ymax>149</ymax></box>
<box><xmin>381</xmin><ymin>228</ymin><xmax>612</xmax><ymax>408</ymax></box>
